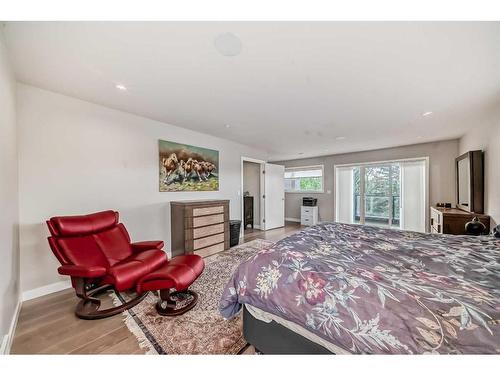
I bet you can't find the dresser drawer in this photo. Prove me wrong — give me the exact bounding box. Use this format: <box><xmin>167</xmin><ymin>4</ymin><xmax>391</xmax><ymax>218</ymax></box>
<box><xmin>192</xmin><ymin>213</ymin><xmax>225</xmax><ymax>228</ymax></box>
<box><xmin>301</xmin><ymin>206</ymin><xmax>318</xmax><ymax>214</ymax></box>
<box><xmin>301</xmin><ymin>216</ymin><xmax>313</xmax><ymax>225</ymax></box>
<box><xmin>192</xmin><ymin>205</ymin><xmax>224</xmax><ymax>217</ymax></box>
<box><xmin>193</xmin><ymin>233</ymin><xmax>225</xmax><ymax>250</ymax></box>
<box><xmin>194</xmin><ymin>242</ymin><xmax>225</xmax><ymax>258</ymax></box>
<box><xmin>193</xmin><ymin>223</ymin><xmax>225</xmax><ymax>239</ymax></box>
<box><xmin>430</xmin><ymin>208</ymin><xmax>441</xmax><ymax>231</ymax></box>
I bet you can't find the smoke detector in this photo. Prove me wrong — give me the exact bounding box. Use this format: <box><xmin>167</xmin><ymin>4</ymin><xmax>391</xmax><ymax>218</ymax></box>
<box><xmin>214</xmin><ymin>32</ymin><xmax>242</xmax><ymax>57</ymax></box>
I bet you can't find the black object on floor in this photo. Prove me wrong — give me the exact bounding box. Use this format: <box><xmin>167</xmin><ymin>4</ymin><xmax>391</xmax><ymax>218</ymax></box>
<box><xmin>465</xmin><ymin>217</ymin><xmax>486</xmax><ymax>235</ymax></box>
<box><xmin>229</xmin><ymin>220</ymin><xmax>242</xmax><ymax>247</ymax></box>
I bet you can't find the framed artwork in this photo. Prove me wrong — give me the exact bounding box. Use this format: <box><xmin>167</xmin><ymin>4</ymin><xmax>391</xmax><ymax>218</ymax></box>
<box><xmin>159</xmin><ymin>139</ymin><xmax>219</xmax><ymax>192</ymax></box>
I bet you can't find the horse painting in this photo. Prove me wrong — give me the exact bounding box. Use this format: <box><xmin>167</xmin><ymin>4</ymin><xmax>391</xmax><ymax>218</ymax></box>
<box><xmin>159</xmin><ymin>140</ymin><xmax>219</xmax><ymax>191</ymax></box>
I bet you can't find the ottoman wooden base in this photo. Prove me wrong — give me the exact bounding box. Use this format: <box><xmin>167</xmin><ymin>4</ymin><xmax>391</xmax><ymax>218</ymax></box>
<box><xmin>156</xmin><ymin>289</ymin><xmax>199</xmax><ymax>316</ymax></box>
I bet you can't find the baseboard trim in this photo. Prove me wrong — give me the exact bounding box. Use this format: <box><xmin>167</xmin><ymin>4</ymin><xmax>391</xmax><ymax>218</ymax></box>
<box><xmin>1</xmin><ymin>298</ymin><xmax>22</xmax><ymax>354</ymax></box>
<box><xmin>285</xmin><ymin>217</ymin><xmax>301</xmax><ymax>223</ymax></box>
<box><xmin>22</xmin><ymin>280</ymin><xmax>71</xmax><ymax>302</ymax></box>
<box><xmin>0</xmin><ymin>335</ymin><xmax>8</xmax><ymax>355</ymax></box>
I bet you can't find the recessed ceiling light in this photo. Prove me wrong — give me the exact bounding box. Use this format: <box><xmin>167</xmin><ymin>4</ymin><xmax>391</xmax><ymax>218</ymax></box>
<box><xmin>115</xmin><ymin>84</ymin><xmax>127</xmax><ymax>91</ymax></box>
<box><xmin>335</xmin><ymin>136</ymin><xmax>346</xmax><ymax>141</ymax></box>
<box><xmin>225</xmin><ymin>124</ymin><xmax>231</xmax><ymax>128</ymax></box>
<box><xmin>422</xmin><ymin>111</ymin><xmax>433</xmax><ymax>117</ymax></box>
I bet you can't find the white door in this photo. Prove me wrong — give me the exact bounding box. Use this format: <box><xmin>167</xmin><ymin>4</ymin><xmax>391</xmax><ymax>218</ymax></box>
<box><xmin>263</xmin><ymin>163</ymin><xmax>285</xmax><ymax>230</ymax></box>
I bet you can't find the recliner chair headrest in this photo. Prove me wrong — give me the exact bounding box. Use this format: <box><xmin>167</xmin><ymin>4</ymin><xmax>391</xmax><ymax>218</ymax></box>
<box><xmin>48</xmin><ymin>210</ymin><xmax>119</xmax><ymax>236</ymax></box>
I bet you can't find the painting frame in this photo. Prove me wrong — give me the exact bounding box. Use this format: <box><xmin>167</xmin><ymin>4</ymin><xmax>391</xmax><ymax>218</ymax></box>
<box><xmin>159</xmin><ymin>139</ymin><xmax>219</xmax><ymax>192</ymax></box>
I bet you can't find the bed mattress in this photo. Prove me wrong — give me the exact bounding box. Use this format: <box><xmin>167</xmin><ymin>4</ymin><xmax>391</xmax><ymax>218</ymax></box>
<box><xmin>245</xmin><ymin>304</ymin><xmax>349</xmax><ymax>354</ymax></box>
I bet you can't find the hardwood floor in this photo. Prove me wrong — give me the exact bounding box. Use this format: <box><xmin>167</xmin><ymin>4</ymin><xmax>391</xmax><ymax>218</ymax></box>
<box><xmin>10</xmin><ymin>221</ymin><xmax>303</xmax><ymax>354</ymax></box>
<box><xmin>243</xmin><ymin>221</ymin><xmax>301</xmax><ymax>242</ymax></box>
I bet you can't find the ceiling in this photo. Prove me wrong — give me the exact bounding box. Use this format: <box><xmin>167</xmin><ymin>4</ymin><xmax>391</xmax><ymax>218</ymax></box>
<box><xmin>4</xmin><ymin>22</ymin><xmax>500</xmax><ymax>161</ymax></box>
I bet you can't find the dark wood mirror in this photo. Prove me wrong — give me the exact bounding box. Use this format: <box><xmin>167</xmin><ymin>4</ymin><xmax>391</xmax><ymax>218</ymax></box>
<box><xmin>456</xmin><ymin>150</ymin><xmax>484</xmax><ymax>214</ymax></box>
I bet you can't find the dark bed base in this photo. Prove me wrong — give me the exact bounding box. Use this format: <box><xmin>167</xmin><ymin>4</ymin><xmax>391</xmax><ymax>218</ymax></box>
<box><xmin>243</xmin><ymin>305</ymin><xmax>333</xmax><ymax>354</ymax></box>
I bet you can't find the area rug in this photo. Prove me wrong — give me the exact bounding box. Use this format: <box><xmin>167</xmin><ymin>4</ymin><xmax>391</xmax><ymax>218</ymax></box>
<box><xmin>114</xmin><ymin>239</ymin><xmax>275</xmax><ymax>354</ymax></box>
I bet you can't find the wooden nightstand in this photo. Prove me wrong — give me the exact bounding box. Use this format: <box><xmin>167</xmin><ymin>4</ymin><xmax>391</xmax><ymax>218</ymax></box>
<box><xmin>430</xmin><ymin>206</ymin><xmax>490</xmax><ymax>235</ymax></box>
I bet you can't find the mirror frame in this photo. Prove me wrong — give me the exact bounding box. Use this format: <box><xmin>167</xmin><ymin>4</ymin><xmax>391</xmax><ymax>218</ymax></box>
<box><xmin>455</xmin><ymin>150</ymin><xmax>484</xmax><ymax>214</ymax></box>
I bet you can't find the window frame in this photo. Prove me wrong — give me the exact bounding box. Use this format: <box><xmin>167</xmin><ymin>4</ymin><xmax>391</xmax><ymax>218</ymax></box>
<box><xmin>334</xmin><ymin>156</ymin><xmax>429</xmax><ymax>231</ymax></box>
<box><xmin>284</xmin><ymin>164</ymin><xmax>325</xmax><ymax>193</ymax></box>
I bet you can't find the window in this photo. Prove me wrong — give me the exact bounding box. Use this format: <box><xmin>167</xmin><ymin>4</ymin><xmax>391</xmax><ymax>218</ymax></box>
<box><xmin>284</xmin><ymin>165</ymin><xmax>324</xmax><ymax>193</ymax></box>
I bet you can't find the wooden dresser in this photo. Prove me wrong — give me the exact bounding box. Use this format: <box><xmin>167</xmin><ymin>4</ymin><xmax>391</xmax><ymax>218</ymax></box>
<box><xmin>430</xmin><ymin>206</ymin><xmax>490</xmax><ymax>235</ymax></box>
<box><xmin>171</xmin><ymin>200</ymin><xmax>230</xmax><ymax>258</ymax></box>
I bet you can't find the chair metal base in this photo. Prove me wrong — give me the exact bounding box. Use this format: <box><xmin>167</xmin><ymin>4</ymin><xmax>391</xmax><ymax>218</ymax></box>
<box><xmin>74</xmin><ymin>281</ymin><xmax>148</xmax><ymax>320</ymax></box>
<box><xmin>155</xmin><ymin>289</ymin><xmax>198</xmax><ymax>316</ymax></box>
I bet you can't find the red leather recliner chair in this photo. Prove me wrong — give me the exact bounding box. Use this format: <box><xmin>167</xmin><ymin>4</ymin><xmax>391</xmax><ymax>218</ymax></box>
<box><xmin>47</xmin><ymin>210</ymin><xmax>204</xmax><ymax>319</ymax></box>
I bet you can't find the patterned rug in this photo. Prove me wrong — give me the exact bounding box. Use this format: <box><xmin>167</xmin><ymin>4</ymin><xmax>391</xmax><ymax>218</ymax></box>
<box><xmin>115</xmin><ymin>239</ymin><xmax>274</xmax><ymax>354</ymax></box>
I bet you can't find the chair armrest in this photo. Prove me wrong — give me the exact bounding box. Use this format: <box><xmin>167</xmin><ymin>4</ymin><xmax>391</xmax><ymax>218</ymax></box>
<box><xmin>131</xmin><ymin>241</ymin><xmax>164</xmax><ymax>252</ymax></box>
<box><xmin>58</xmin><ymin>265</ymin><xmax>107</xmax><ymax>278</ymax></box>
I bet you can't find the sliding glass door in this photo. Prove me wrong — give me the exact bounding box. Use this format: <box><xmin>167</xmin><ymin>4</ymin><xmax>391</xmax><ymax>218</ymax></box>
<box><xmin>336</xmin><ymin>159</ymin><xmax>426</xmax><ymax>232</ymax></box>
<box><xmin>353</xmin><ymin>164</ymin><xmax>400</xmax><ymax>228</ymax></box>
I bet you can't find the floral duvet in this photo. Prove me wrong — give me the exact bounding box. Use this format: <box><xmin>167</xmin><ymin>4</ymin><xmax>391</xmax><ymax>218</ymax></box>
<box><xmin>219</xmin><ymin>223</ymin><xmax>500</xmax><ymax>354</ymax></box>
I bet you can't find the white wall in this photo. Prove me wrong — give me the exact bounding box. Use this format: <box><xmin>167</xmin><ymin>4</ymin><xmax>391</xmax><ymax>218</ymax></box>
<box><xmin>0</xmin><ymin>29</ymin><xmax>20</xmax><ymax>346</ymax></box>
<box><xmin>17</xmin><ymin>84</ymin><xmax>267</xmax><ymax>294</ymax></box>
<box><xmin>243</xmin><ymin>161</ymin><xmax>261</xmax><ymax>226</ymax></box>
<box><xmin>459</xmin><ymin>115</ymin><xmax>500</xmax><ymax>227</ymax></box>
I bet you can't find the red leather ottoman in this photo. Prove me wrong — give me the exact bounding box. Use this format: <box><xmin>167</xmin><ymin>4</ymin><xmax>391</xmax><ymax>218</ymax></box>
<box><xmin>136</xmin><ymin>254</ymin><xmax>204</xmax><ymax>316</ymax></box>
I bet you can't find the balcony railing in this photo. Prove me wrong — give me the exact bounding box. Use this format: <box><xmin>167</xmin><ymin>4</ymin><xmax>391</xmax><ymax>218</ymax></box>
<box><xmin>354</xmin><ymin>194</ymin><xmax>400</xmax><ymax>225</ymax></box>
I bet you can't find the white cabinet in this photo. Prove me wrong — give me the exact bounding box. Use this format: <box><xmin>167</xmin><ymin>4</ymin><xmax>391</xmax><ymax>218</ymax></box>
<box><xmin>300</xmin><ymin>206</ymin><xmax>318</xmax><ymax>226</ymax></box>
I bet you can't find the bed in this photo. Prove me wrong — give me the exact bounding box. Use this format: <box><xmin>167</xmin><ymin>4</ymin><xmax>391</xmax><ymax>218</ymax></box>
<box><xmin>219</xmin><ymin>222</ymin><xmax>500</xmax><ymax>354</ymax></box>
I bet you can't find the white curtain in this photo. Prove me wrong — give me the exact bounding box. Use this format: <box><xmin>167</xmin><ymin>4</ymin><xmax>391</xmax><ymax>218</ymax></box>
<box><xmin>400</xmin><ymin>160</ymin><xmax>426</xmax><ymax>232</ymax></box>
<box><xmin>335</xmin><ymin>167</ymin><xmax>354</xmax><ymax>224</ymax></box>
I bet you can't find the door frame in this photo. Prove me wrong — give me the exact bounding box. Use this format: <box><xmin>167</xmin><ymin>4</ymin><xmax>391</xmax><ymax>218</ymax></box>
<box><xmin>333</xmin><ymin>156</ymin><xmax>430</xmax><ymax>231</ymax></box>
<box><xmin>241</xmin><ymin>156</ymin><xmax>266</xmax><ymax>237</ymax></box>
